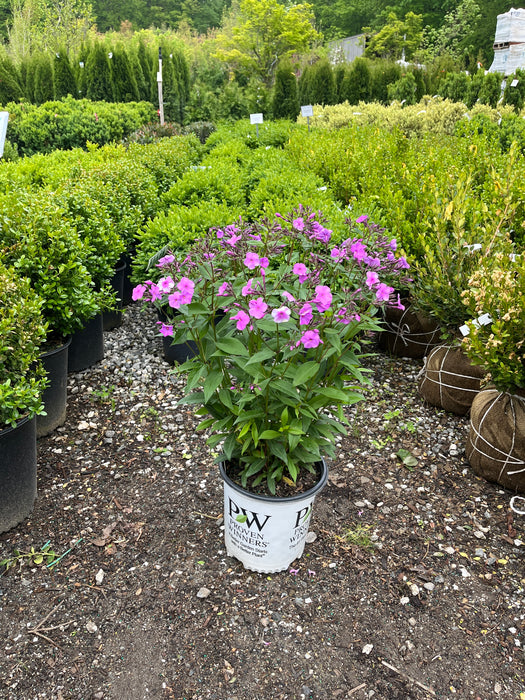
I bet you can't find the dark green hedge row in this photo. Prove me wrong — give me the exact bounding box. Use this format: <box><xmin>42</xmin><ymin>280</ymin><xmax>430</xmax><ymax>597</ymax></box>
<box><xmin>4</xmin><ymin>97</ymin><xmax>156</xmax><ymax>156</ymax></box>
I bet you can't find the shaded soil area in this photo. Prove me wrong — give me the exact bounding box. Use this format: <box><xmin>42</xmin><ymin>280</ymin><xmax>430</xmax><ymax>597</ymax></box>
<box><xmin>1</xmin><ymin>304</ymin><xmax>524</xmax><ymax>700</ymax></box>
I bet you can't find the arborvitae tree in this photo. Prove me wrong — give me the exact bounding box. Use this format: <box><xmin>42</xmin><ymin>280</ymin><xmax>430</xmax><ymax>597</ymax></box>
<box><xmin>439</xmin><ymin>71</ymin><xmax>470</xmax><ymax>104</ymax></box>
<box><xmin>171</xmin><ymin>50</ymin><xmax>188</xmax><ymax>124</ymax></box>
<box><xmin>309</xmin><ymin>59</ymin><xmax>335</xmax><ymax>106</ymax></box>
<box><xmin>128</xmin><ymin>46</ymin><xmax>148</xmax><ymax>101</ymax></box>
<box><xmin>466</xmin><ymin>68</ymin><xmax>485</xmax><ymax>108</ymax></box>
<box><xmin>112</xmin><ymin>46</ymin><xmax>139</xmax><ymax>102</ymax></box>
<box><xmin>0</xmin><ymin>58</ymin><xmax>23</xmax><ymax>104</ymax></box>
<box><xmin>412</xmin><ymin>68</ymin><xmax>427</xmax><ymax>102</ymax></box>
<box><xmin>370</xmin><ymin>61</ymin><xmax>402</xmax><ymax>104</ymax></box>
<box><xmin>503</xmin><ymin>69</ymin><xmax>525</xmax><ymax>113</ymax></box>
<box><xmin>138</xmin><ymin>39</ymin><xmax>153</xmax><ymax>96</ymax></box>
<box><xmin>271</xmin><ymin>60</ymin><xmax>299</xmax><ymax>119</ymax></box>
<box><xmin>76</xmin><ymin>43</ymin><xmax>91</xmax><ymax>98</ymax></box>
<box><xmin>53</xmin><ymin>48</ymin><xmax>77</xmax><ymax>99</ymax></box>
<box><xmin>33</xmin><ymin>54</ymin><xmax>54</xmax><ymax>104</ymax></box>
<box><xmin>478</xmin><ymin>71</ymin><xmax>501</xmax><ymax>108</ymax></box>
<box><xmin>340</xmin><ymin>57</ymin><xmax>371</xmax><ymax>105</ymax></box>
<box><xmin>85</xmin><ymin>42</ymin><xmax>114</xmax><ymax>102</ymax></box>
<box><xmin>387</xmin><ymin>72</ymin><xmax>418</xmax><ymax>105</ymax></box>
<box><xmin>333</xmin><ymin>63</ymin><xmax>346</xmax><ymax>103</ymax></box>
<box><xmin>298</xmin><ymin>64</ymin><xmax>313</xmax><ymax>105</ymax></box>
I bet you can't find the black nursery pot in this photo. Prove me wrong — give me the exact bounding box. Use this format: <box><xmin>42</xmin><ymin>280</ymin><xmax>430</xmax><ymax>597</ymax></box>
<box><xmin>157</xmin><ymin>307</ymin><xmax>198</xmax><ymax>365</ymax></box>
<box><xmin>103</xmin><ymin>261</ymin><xmax>126</xmax><ymax>331</ymax></box>
<box><xmin>37</xmin><ymin>336</ymin><xmax>71</xmax><ymax>437</ymax></box>
<box><xmin>68</xmin><ymin>313</ymin><xmax>104</xmax><ymax>373</ymax></box>
<box><xmin>0</xmin><ymin>416</ymin><xmax>37</xmax><ymax>533</ymax></box>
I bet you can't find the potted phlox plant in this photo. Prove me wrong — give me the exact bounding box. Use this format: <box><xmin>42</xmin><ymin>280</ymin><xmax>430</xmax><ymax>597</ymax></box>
<box><xmin>134</xmin><ymin>207</ymin><xmax>411</xmax><ymax>571</ymax></box>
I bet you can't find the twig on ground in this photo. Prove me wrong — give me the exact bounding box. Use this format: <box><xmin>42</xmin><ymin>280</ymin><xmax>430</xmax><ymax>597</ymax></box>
<box><xmin>348</xmin><ymin>683</ymin><xmax>366</xmax><ymax>696</ymax></box>
<box><xmin>381</xmin><ymin>659</ymin><xmax>436</xmax><ymax>696</ymax></box>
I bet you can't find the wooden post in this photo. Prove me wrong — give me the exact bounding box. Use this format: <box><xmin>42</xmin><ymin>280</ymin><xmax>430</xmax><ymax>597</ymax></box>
<box><xmin>157</xmin><ymin>46</ymin><xmax>165</xmax><ymax>126</ymax></box>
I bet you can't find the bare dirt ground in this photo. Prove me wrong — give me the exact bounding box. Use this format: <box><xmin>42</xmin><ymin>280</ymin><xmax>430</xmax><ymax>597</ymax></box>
<box><xmin>1</xmin><ymin>303</ymin><xmax>524</xmax><ymax>700</ymax></box>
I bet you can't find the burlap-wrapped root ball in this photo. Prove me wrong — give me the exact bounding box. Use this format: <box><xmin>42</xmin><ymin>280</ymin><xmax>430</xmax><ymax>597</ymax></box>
<box><xmin>466</xmin><ymin>388</ymin><xmax>525</xmax><ymax>493</ymax></box>
<box><xmin>378</xmin><ymin>300</ymin><xmax>441</xmax><ymax>359</ymax></box>
<box><xmin>418</xmin><ymin>345</ymin><xmax>485</xmax><ymax>415</ymax></box>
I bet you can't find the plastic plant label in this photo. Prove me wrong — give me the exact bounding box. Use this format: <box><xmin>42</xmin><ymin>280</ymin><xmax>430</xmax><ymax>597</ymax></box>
<box><xmin>464</xmin><ymin>243</ymin><xmax>482</xmax><ymax>252</ymax></box>
<box><xmin>459</xmin><ymin>324</ymin><xmax>470</xmax><ymax>336</ymax></box>
<box><xmin>301</xmin><ymin>105</ymin><xmax>313</xmax><ymax>117</ymax></box>
<box><xmin>250</xmin><ymin>113</ymin><xmax>263</xmax><ymax>124</ymax></box>
<box><xmin>0</xmin><ymin>112</ymin><xmax>8</xmax><ymax>158</ymax></box>
<box><xmin>477</xmin><ymin>313</ymin><xmax>493</xmax><ymax>326</ymax></box>
<box><xmin>511</xmin><ymin>79</ymin><xmax>519</xmax><ymax>87</ymax></box>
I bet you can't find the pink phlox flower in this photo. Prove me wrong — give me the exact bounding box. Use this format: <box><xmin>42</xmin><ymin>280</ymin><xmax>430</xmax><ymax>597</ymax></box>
<box><xmin>259</xmin><ymin>256</ymin><xmax>269</xmax><ymax>269</ymax></box>
<box><xmin>149</xmin><ymin>283</ymin><xmax>162</xmax><ymax>301</ymax></box>
<box><xmin>364</xmin><ymin>255</ymin><xmax>381</xmax><ymax>268</ymax></box>
<box><xmin>157</xmin><ymin>322</ymin><xmax>174</xmax><ymax>337</ymax></box>
<box><xmin>271</xmin><ymin>306</ymin><xmax>291</xmax><ymax>323</ymax></box>
<box><xmin>282</xmin><ymin>291</ymin><xmax>296</xmax><ymax>303</ymax></box>
<box><xmin>203</xmin><ymin>252</ymin><xmax>215</xmax><ymax>260</ymax></box>
<box><xmin>289</xmin><ymin>568</ymin><xmax>299</xmax><ymax>576</ymax></box>
<box><xmin>365</xmin><ymin>271</ymin><xmax>379</xmax><ymax>288</ymax></box>
<box><xmin>293</xmin><ymin>262</ymin><xmax>309</xmax><ymax>282</ymax></box>
<box><xmin>231</xmin><ymin>309</ymin><xmax>250</xmax><ymax>330</ymax></box>
<box><xmin>244</xmin><ymin>252</ymin><xmax>260</xmax><ymax>270</ymax></box>
<box><xmin>312</xmin><ymin>285</ymin><xmax>332</xmax><ymax>312</ymax></box>
<box><xmin>390</xmin><ymin>238</ymin><xmax>397</xmax><ymax>251</ymax></box>
<box><xmin>330</xmin><ymin>247</ymin><xmax>345</xmax><ymax>262</ymax></box>
<box><xmin>356</xmin><ymin>214</ymin><xmax>369</xmax><ymax>223</ymax></box>
<box><xmin>242</xmin><ymin>278</ymin><xmax>256</xmax><ymax>297</ymax></box>
<box><xmin>226</xmin><ymin>233</ymin><xmax>242</xmax><ymax>247</ymax></box>
<box><xmin>292</xmin><ymin>217</ymin><xmax>304</xmax><ymax>231</ymax></box>
<box><xmin>350</xmin><ymin>239</ymin><xmax>367</xmax><ymax>261</ymax></box>
<box><xmin>249</xmin><ymin>297</ymin><xmax>267</xmax><ymax>319</ymax></box>
<box><xmin>158</xmin><ymin>276</ymin><xmax>175</xmax><ymax>293</ymax></box>
<box><xmin>177</xmin><ymin>277</ymin><xmax>195</xmax><ymax>304</ymax></box>
<box><xmin>396</xmin><ymin>256</ymin><xmax>410</xmax><ymax>269</ymax></box>
<box><xmin>376</xmin><ymin>283</ymin><xmax>394</xmax><ymax>302</ymax></box>
<box><xmin>217</xmin><ymin>282</ymin><xmax>230</xmax><ymax>297</ymax></box>
<box><xmin>387</xmin><ymin>251</ymin><xmax>396</xmax><ymax>262</ymax></box>
<box><xmin>168</xmin><ymin>291</ymin><xmax>183</xmax><ymax>308</ymax></box>
<box><xmin>132</xmin><ymin>284</ymin><xmax>147</xmax><ymax>301</ymax></box>
<box><xmin>300</xmin><ymin>329</ymin><xmax>323</xmax><ymax>348</ymax></box>
<box><xmin>248</xmin><ymin>233</ymin><xmax>262</xmax><ymax>241</ymax></box>
<box><xmin>216</xmin><ymin>229</ymin><xmax>224</xmax><ymax>239</ymax></box>
<box><xmin>310</xmin><ymin>221</ymin><xmax>332</xmax><ymax>243</ymax></box>
<box><xmin>393</xmin><ymin>294</ymin><xmax>405</xmax><ymax>310</ymax></box>
<box><xmin>299</xmin><ymin>303</ymin><xmax>313</xmax><ymax>326</ymax></box>
<box><xmin>156</xmin><ymin>254</ymin><xmax>175</xmax><ymax>267</ymax></box>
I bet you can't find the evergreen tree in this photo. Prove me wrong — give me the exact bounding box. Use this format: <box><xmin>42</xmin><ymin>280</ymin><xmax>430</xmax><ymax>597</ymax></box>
<box><xmin>478</xmin><ymin>71</ymin><xmax>501</xmax><ymax>108</ymax></box>
<box><xmin>53</xmin><ymin>48</ymin><xmax>77</xmax><ymax>99</ymax></box>
<box><xmin>333</xmin><ymin>63</ymin><xmax>346</xmax><ymax>103</ymax></box>
<box><xmin>128</xmin><ymin>46</ymin><xmax>148</xmax><ymax>101</ymax></box>
<box><xmin>340</xmin><ymin>57</ymin><xmax>371</xmax><ymax>105</ymax></box>
<box><xmin>298</xmin><ymin>64</ymin><xmax>313</xmax><ymax>105</ymax></box>
<box><xmin>158</xmin><ymin>45</ymin><xmax>180</xmax><ymax>122</ymax></box>
<box><xmin>370</xmin><ymin>61</ymin><xmax>402</xmax><ymax>104</ymax></box>
<box><xmin>387</xmin><ymin>71</ymin><xmax>418</xmax><ymax>105</ymax></box>
<box><xmin>466</xmin><ymin>68</ymin><xmax>485</xmax><ymax>108</ymax></box>
<box><xmin>439</xmin><ymin>71</ymin><xmax>470</xmax><ymax>103</ymax></box>
<box><xmin>271</xmin><ymin>60</ymin><xmax>299</xmax><ymax>119</ymax></box>
<box><xmin>138</xmin><ymin>39</ymin><xmax>153</xmax><ymax>98</ymax></box>
<box><xmin>503</xmin><ymin>69</ymin><xmax>525</xmax><ymax>112</ymax></box>
<box><xmin>33</xmin><ymin>54</ymin><xmax>54</xmax><ymax>104</ymax></box>
<box><xmin>112</xmin><ymin>46</ymin><xmax>139</xmax><ymax>102</ymax></box>
<box><xmin>308</xmin><ymin>59</ymin><xmax>335</xmax><ymax>106</ymax></box>
<box><xmin>0</xmin><ymin>58</ymin><xmax>23</xmax><ymax>104</ymax></box>
<box><xmin>85</xmin><ymin>42</ymin><xmax>114</xmax><ymax>102</ymax></box>
<box><xmin>172</xmin><ymin>49</ymin><xmax>190</xmax><ymax>124</ymax></box>
<box><xmin>76</xmin><ymin>44</ymin><xmax>91</xmax><ymax>98</ymax></box>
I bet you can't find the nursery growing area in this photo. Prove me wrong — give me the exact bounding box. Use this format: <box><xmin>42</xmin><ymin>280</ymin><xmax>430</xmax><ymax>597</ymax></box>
<box><xmin>0</xmin><ymin>103</ymin><xmax>524</xmax><ymax>698</ymax></box>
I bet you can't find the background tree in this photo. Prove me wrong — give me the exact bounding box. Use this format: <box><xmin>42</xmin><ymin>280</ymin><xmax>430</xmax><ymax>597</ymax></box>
<box><xmin>33</xmin><ymin>53</ymin><xmax>54</xmax><ymax>103</ymax></box>
<box><xmin>213</xmin><ymin>0</ymin><xmax>320</xmax><ymax>86</ymax></box>
<box><xmin>0</xmin><ymin>57</ymin><xmax>23</xmax><ymax>103</ymax></box>
<box><xmin>365</xmin><ymin>11</ymin><xmax>423</xmax><ymax>61</ymax></box>
<box><xmin>85</xmin><ymin>42</ymin><xmax>114</xmax><ymax>101</ymax></box>
<box><xmin>271</xmin><ymin>60</ymin><xmax>299</xmax><ymax>119</ymax></box>
<box><xmin>339</xmin><ymin>56</ymin><xmax>371</xmax><ymax>104</ymax></box>
<box><xmin>307</xmin><ymin>58</ymin><xmax>335</xmax><ymax>105</ymax></box>
<box><xmin>111</xmin><ymin>45</ymin><xmax>139</xmax><ymax>101</ymax></box>
<box><xmin>54</xmin><ymin>47</ymin><xmax>78</xmax><ymax>98</ymax></box>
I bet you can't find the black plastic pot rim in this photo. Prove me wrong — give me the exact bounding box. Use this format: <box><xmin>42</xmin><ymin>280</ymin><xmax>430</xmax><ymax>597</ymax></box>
<box><xmin>219</xmin><ymin>458</ymin><xmax>328</xmax><ymax>505</ymax></box>
<box><xmin>0</xmin><ymin>414</ymin><xmax>32</xmax><ymax>438</ymax></box>
<box><xmin>40</xmin><ymin>335</ymin><xmax>72</xmax><ymax>359</ymax></box>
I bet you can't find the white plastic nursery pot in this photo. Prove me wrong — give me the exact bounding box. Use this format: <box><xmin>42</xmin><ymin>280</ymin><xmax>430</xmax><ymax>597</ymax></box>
<box><xmin>219</xmin><ymin>459</ymin><xmax>328</xmax><ymax>574</ymax></box>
